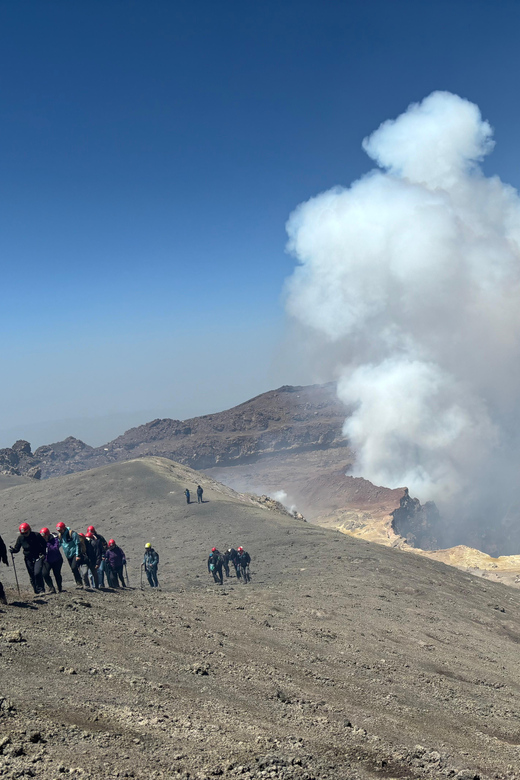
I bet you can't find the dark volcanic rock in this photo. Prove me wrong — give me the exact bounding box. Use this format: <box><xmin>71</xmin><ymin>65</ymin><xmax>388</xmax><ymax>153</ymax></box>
<box><xmin>9</xmin><ymin>384</ymin><xmax>349</xmax><ymax>479</ymax></box>
<box><xmin>0</xmin><ymin>441</ymin><xmax>40</xmax><ymax>479</ymax></box>
<box><xmin>391</xmin><ymin>488</ymin><xmax>440</xmax><ymax>549</ymax></box>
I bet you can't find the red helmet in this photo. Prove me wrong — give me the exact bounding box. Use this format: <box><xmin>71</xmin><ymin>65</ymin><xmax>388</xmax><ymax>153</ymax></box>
<box><xmin>78</xmin><ymin>532</ymin><xmax>85</xmax><ymax>537</ymax></box>
<box><xmin>108</xmin><ymin>539</ymin><xmax>116</xmax><ymax>547</ymax></box>
<box><xmin>238</xmin><ymin>546</ymin><xmax>243</xmax><ymax>551</ymax></box>
<box><xmin>86</xmin><ymin>531</ymin><xmax>94</xmax><ymax>539</ymax></box>
<box><xmin>40</xmin><ymin>527</ymin><xmax>50</xmax><ymax>537</ymax></box>
<box><xmin>19</xmin><ymin>522</ymin><xmax>31</xmax><ymax>534</ymax></box>
<box><xmin>56</xmin><ymin>522</ymin><xmax>66</xmax><ymax>533</ymax></box>
<box><xmin>87</xmin><ymin>526</ymin><xmax>96</xmax><ymax>534</ymax></box>
<box><xmin>211</xmin><ymin>547</ymin><xmax>217</xmax><ymax>552</ymax></box>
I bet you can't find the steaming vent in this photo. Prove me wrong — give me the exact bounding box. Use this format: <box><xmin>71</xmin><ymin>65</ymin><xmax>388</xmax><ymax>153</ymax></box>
<box><xmin>286</xmin><ymin>91</ymin><xmax>520</xmax><ymax>557</ymax></box>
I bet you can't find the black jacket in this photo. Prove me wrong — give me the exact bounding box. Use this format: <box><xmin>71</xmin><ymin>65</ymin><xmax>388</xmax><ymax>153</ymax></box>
<box><xmin>0</xmin><ymin>535</ymin><xmax>7</xmax><ymax>566</ymax></box>
<box><xmin>227</xmin><ymin>548</ymin><xmax>240</xmax><ymax>567</ymax></box>
<box><xmin>86</xmin><ymin>537</ymin><xmax>102</xmax><ymax>567</ymax></box>
<box><xmin>11</xmin><ymin>531</ymin><xmax>47</xmax><ymax>560</ymax></box>
<box><xmin>237</xmin><ymin>551</ymin><xmax>251</xmax><ymax>567</ymax></box>
<box><xmin>207</xmin><ymin>551</ymin><xmax>222</xmax><ymax>572</ymax></box>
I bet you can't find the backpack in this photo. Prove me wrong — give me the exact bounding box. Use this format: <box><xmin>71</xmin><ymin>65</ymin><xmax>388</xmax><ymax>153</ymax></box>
<box><xmin>75</xmin><ymin>532</ymin><xmax>87</xmax><ymax>558</ymax></box>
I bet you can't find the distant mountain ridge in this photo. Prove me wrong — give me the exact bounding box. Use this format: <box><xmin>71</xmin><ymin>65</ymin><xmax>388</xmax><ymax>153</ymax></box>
<box><xmin>0</xmin><ymin>383</ymin><xmax>349</xmax><ymax>480</ymax></box>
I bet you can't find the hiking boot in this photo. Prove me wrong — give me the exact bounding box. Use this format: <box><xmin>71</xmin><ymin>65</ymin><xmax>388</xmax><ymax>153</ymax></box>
<box><xmin>47</xmin><ymin>587</ymin><xmax>57</xmax><ymax>595</ymax></box>
<box><xmin>0</xmin><ymin>593</ymin><xmax>7</xmax><ymax>605</ymax></box>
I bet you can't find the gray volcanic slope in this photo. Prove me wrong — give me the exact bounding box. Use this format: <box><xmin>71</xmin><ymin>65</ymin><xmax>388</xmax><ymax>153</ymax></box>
<box><xmin>0</xmin><ymin>458</ymin><xmax>520</xmax><ymax>780</ymax></box>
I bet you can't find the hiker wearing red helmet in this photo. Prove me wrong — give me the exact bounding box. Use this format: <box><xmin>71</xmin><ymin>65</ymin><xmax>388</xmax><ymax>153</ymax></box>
<box><xmin>55</xmin><ymin>523</ymin><xmax>84</xmax><ymax>588</ymax></box>
<box><xmin>104</xmin><ymin>539</ymin><xmax>127</xmax><ymax>588</ymax></box>
<box><xmin>85</xmin><ymin>526</ymin><xmax>108</xmax><ymax>587</ymax></box>
<box><xmin>207</xmin><ymin>547</ymin><xmax>223</xmax><ymax>585</ymax></box>
<box><xmin>10</xmin><ymin>523</ymin><xmax>47</xmax><ymax>594</ymax></box>
<box><xmin>84</xmin><ymin>532</ymin><xmax>102</xmax><ymax>588</ymax></box>
<box><xmin>40</xmin><ymin>527</ymin><xmax>63</xmax><ymax>594</ymax></box>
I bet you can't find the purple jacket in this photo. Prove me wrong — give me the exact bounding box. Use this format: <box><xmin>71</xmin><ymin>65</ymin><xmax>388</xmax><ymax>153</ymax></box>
<box><xmin>45</xmin><ymin>535</ymin><xmax>63</xmax><ymax>564</ymax></box>
<box><xmin>104</xmin><ymin>546</ymin><xmax>126</xmax><ymax>569</ymax></box>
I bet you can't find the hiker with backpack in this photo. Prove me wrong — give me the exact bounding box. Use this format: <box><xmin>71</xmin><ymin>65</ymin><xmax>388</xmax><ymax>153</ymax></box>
<box><xmin>104</xmin><ymin>539</ymin><xmax>127</xmax><ymax>588</ymax></box>
<box><xmin>86</xmin><ymin>526</ymin><xmax>108</xmax><ymax>586</ymax></box>
<box><xmin>56</xmin><ymin>523</ymin><xmax>84</xmax><ymax>588</ymax></box>
<box><xmin>0</xmin><ymin>534</ymin><xmax>8</xmax><ymax>605</ymax></box>
<box><xmin>237</xmin><ymin>546</ymin><xmax>251</xmax><ymax>583</ymax></box>
<box><xmin>84</xmin><ymin>532</ymin><xmax>101</xmax><ymax>589</ymax></box>
<box><xmin>207</xmin><ymin>547</ymin><xmax>223</xmax><ymax>585</ymax></box>
<box><xmin>143</xmin><ymin>543</ymin><xmax>159</xmax><ymax>588</ymax></box>
<box><xmin>76</xmin><ymin>533</ymin><xmax>92</xmax><ymax>588</ymax></box>
<box><xmin>10</xmin><ymin>523</ymin><xmax>47</xmax><ymax>594</ymax></box>
<box><xmin>40</xmin><ymin>527</ymin><xmax>63</xmax><ymax>593</ymax></box>
<box><xmin>221</xmin><ymin>549</ymin><xmax>231</xmax><ymax>578</ymax></box>
<box><xmin>227</xmin><ymin>547</ymin><xmax>241</xmax><ymax>579</ymax></box>
<box><xmin>184</xmin><ymin>488</ymin><xmax>191</xmax><ymax>505</ymax></box>
<box><xmin>196</xmin><ymin>485</ymin><xmax>203</xmax><ymax>503</ymax></box>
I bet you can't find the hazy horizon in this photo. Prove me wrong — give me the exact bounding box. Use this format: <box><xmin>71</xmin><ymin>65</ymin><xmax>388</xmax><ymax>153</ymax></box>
<box><xmin>3</xmin><ymin>1</ymin><xmax>520</xmax><ymax>464</ymax></box>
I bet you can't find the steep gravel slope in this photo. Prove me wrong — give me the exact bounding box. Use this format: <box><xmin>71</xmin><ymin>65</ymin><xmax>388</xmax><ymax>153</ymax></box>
<box><xmin>0</xmin><ymin>458</ymin><xmax>520</xmax><ymax>780</ymax></box>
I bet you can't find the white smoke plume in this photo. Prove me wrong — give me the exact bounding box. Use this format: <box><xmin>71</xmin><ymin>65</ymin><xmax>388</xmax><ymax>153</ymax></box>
<box><xmin>285</xmin><ymin>92</ymin><xmax>520</xmax><ymax>515</ymax></box>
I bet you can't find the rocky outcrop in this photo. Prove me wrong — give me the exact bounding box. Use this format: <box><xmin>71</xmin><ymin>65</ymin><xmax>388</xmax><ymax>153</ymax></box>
<box><xmin>0</xmin><ymin>441</ymin><xmax>41</xmax><ymax>479</ymax></box>
<box><xmin>3</xmin><ymin>383</ymin><xmax>349</xmax><ymax>479</ymax></box>
<box><xmin>391</xmin><ymin>488</ymin><xmax>440</xmax><ymax>550</ymax></box>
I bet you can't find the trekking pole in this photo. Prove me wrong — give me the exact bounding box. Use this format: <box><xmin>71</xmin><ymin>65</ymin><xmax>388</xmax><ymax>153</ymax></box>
<box><xmin>124</xmin><ymin>563</ymin><xmax>130</xmax><ymax>587</ymax></box>
<box><xmin>10</xmin><ymin>552</ymin><xmax>20</xmax><ymax>595</ymax></box>
<box><xmin>140</xmin><ymin>564</ymin><xmax>144</xmax><ymax>590</ymax></box>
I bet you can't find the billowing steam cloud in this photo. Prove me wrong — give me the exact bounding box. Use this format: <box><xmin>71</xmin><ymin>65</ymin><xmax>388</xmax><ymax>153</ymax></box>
<box><xmin>286</xmin><ymin>92</ymin><xmax>520</xmax><ymax>516</ymax></box>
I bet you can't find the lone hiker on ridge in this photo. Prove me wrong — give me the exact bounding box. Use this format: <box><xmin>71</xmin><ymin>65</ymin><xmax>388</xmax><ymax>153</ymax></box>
<box><xmin>197</xmin><ymin>485</ymin><xmax>203</xmax><ymax>503</ymax></box>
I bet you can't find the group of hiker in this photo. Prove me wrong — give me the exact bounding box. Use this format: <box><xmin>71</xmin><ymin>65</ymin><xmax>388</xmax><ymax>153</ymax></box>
<box><xmin>207</xmin><ymin>546</ymin><xmax>251</xmax><ymax>585</ymax></box>
<box><xmin>0</xmin><ymin>522</ymin><xmax>252</xmax><ymax>603</ymax></box>
<box><xmin>0</xmin><ymin>525</ymin><xmax>162</xmax><ymax>603</ymax></box>
<box><xmin>184</xmin><ymin>485</ymin><xmax>204</xmax><ymax>504</ymax></box>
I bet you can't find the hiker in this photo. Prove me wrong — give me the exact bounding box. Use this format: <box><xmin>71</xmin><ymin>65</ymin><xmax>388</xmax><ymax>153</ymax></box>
<box><xmin>86</xmin><ymin>526</ymin><xmax>108</xmax><ymax>586</ymax></box>
<box><xmin>84</xmin><ymin>533</ymin><xmax>101</xmax><ymax>589</ymax></box>
<box><xmin>40</xmin><ymin>527</ymin><xmax>63</xmax><ymax>593</ymax></box>
<box><xmin>143</xmin><ymin>543</ymin><xmax>159</xmax><ymax>588</ymax></box>
<box><xmin>10</xmin><ymin>523</ymin><xmax>46</xmax><ymax>594</ymax></box>
<box><xmin>237</xmin><ymin>546</ymin><xmax>251</xmax><ymax>583</ymax></box>
<box><xmin>0</xmin><ymin>534</ymin><xmax>8</xmax><ymax>605</ymax></box>
<box><xmin>207</xmin><ymin>547</ymin><xmax>223</xmax><ymax>585</ymax></box>
<box><xmin>222</xmin><ymin>549</ymin><xmax>230</xmax><ymax>578</ymax></box>
<box><xmin>184</xmin><ymin>488</ymin><xmax>191</xmax><ymax>505</ymax></box>
<box><xmin>196</xmin><ymin>485</ymin><xmax>203</xmax><ymax>503</ymax></box>
<box><xmin>76</xmin><ymin>533</ymin><xmax>93</xmax><ymax>588</ymax></box>
<box><xmin>55</xmin><ymin>523</ymin><xmax>84</xmax><ymax>588</ymax></box>
<box><xmin>104</xmin><ymin>539</ymin><xmax>126</xmax><ymax>588</ymax></box>
<box><xmin>227</xmin><ymin>547</ymin><xmax>241</xmax><ymax>579</ymax></box>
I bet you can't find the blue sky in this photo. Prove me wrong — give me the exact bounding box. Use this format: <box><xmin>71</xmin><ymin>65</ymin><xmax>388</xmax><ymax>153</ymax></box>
<box><xmin>2</xmin><ymin>0</ymin><xmax>520</xmax><ymax>447</ymax></box>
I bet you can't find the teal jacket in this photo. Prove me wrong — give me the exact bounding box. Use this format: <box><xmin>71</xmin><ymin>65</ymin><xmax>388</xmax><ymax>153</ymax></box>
<box><xmin>59</xmin><ymin>528</ymin><xmax>80</xmax><ymax>559</ymax></box>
